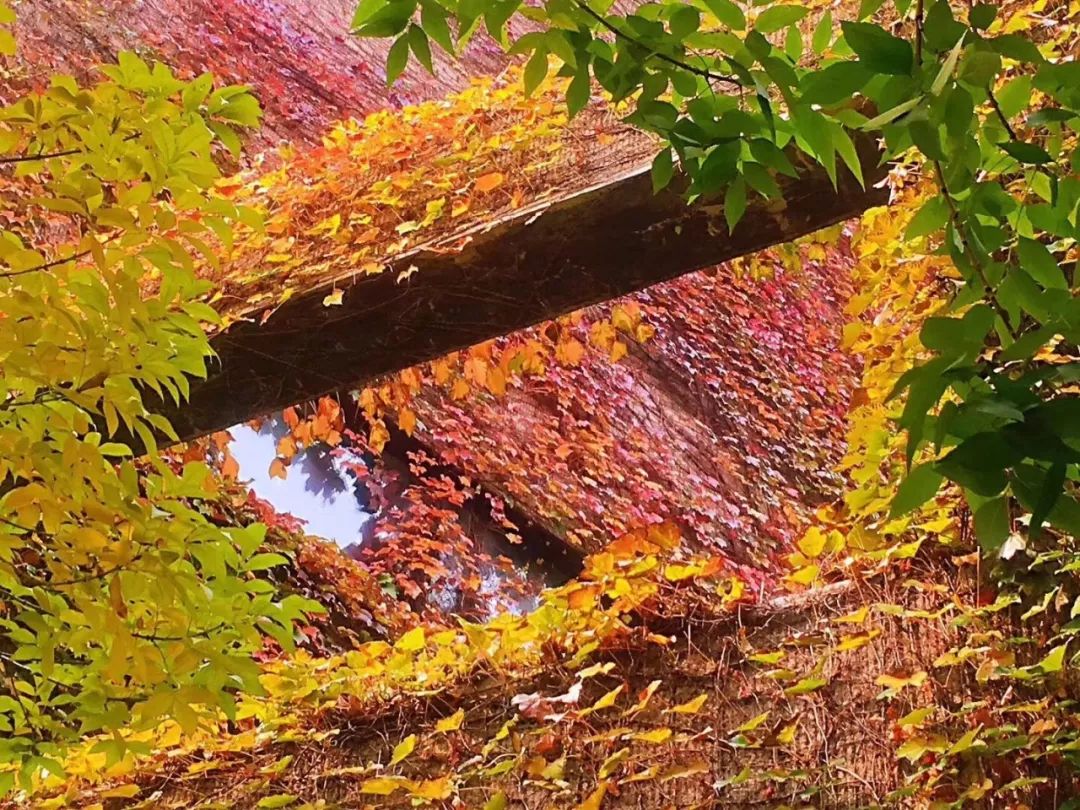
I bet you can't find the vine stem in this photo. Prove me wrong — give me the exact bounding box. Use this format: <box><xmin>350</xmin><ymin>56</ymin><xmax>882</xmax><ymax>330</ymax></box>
<box><xmin>574</xmin><ymin>1</ymin><xmax>743</xmax><ymax>89</ymax></box>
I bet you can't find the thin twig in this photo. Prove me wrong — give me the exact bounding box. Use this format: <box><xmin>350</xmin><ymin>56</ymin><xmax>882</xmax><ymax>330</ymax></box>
<box><xmin>574</xmin><ymin>1</ymin><xmax>743</xmax><ymax>89</ymax></box>
<box><xmin>0</xmin><ymin>248</ymin><xmax>93</xmax><ymax>279</ymax></box>
<box><xmin>933</xmin><ymin>160</ymin><xmax>1018</xmax><ymax>338</ymax></box>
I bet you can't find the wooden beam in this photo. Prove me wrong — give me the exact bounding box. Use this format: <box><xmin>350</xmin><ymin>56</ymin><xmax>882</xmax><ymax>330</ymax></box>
<box><xmin>159</xmin><ymin>140</ymin><xmax>888</xmax><ymax>444</ymax></box>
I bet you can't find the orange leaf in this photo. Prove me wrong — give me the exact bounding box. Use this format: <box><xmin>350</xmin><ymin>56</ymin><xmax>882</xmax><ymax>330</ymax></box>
<box><xmin>475</xmin><ymin>172</ymin><xmax>505</xmax><ymax>193</ymax></box>
<box><xmin>487</xmin><ymin>367</ymin><xmax>507</xmax><ymax>396</ymax></box>
<box><xmin>269</xmin><ymin>458</ymin><xmax>288</xmax><ymax>480</ymax></box>
<box><xmin>221</xmin><ymin>452</ymin><xmax>240</xmax><ymax>480</ymax></box>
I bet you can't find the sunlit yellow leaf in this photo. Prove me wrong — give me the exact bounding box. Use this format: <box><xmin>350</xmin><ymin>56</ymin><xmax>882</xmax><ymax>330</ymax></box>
<box><xmin>395</xmin><ymin>627</ymin><xmax>425</xmax><ymax>652</ymax></box>
<box><xmin>575</xmin><ymin>781</ymin><xmax>609</xmax><ymax>810</ymax></box>
<box><xmin>667</xmin><ymin>693</ymin><xmax>707</xmax><ymax>715</ymax></box>
<box><xmin>361</xmin><ymin>776</ymin><xmax>408</xmax><ymax>795</ymax></box>
<box><xmin>630</xmin><ymin>727</ymin><xmax>672</xmax><ymax>744</ymax></box>
<box><xmin>436</xmin><ymin>709</ymin><xmax>465</xmax><ymax>733</ymax></box>
<box><xmin>390</xmin><ymin>734</ymin><xmax>417</xmax><ymax>765</ymax></box>
<box><xmin>101</xmin><ymin>785</ymin><xmax>140</xmax><ymax>799</ymax></box>
<box><xmin>735</xmin><ymin>711</ymin><xmax>769</xmax><ymax>732</ymax></box>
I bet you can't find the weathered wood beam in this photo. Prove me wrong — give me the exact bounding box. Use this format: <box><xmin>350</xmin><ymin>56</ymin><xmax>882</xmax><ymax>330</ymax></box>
<box><xmin>161</xmin><ymin>140</ymin><xmax>888</xmax><ymax>444</ymax></box>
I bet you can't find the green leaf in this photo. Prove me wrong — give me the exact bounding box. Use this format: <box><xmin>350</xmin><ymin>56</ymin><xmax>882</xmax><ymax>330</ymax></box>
<box><xmin>999</xmin><ymin>140</ymin><xmax>1054</xmax><ymax>166</ymax></box>
<box><xmin>800</xmin><ymin>62</ymin><xmax>873</xmax><ymax>106</ymax></box>
<box><xmin>862</xmin><ymin>96</ymin><xmax>922</xmax><ymax>130</ymax></box>
<box><xmin>742</xmin><ymin>162</ymin><xmax>780</xmax><ymax>199</ymax></box>
<box><xmin>651</xmin><ymin>149</ymin><xmax>675</xmax><ymax>193</ymax></box>
<box><xmin>408</xmin><ymin>24</ymin><xmax>434</xmax><ymax>73</ymax></box>
<box><xmin>1030</xmin><ymin>461</ymin><xmax>1067</xmax><ymax>538</ymax></box>
<box><xmin>355</xmin><ymin>0</ymin><xmax>416</xmax><ymax>38</ymax></box>
<box><xmin>905</xmin><ymin>196</ymin><xmax>949</xmax><ymax>240</ymax></box>
<box><xmin>857</xmin><ymin>0</ymin><xmax>886</xmax><ymax>20</ymax></box>
<box><xmin>1036</xmin><ymin>644</ymin><xmax>1068</xmax><ymax>674</ymax></box>
<box><xmin>385</xmin><ymin>34</ymin><xmax>410</xmax><ymax>85</ymax></box>
<box><xmin>988</xmin><ymin>34</ymin><xmax>1044</xmax><ymax>65</ymax></box>
<box><xmin>725</xmin><ymin>176</ymin><xmax>747</xmax><ymax>232</ymax></box>
<box><xmin>749</xmin><ymin>138</ymin><xmax>797</xmax><ymax>178</ymax></box>
<box><xmin>792</xmin><ymin>105</ymin><xmax>837</xmax><ymax>186</ymax></box>
<box><xmin>930</xmin><ymin>33</ymin><xmax>966</xmax><ymax>96</ymax></box>
<box><xmin>421</xmin><ymin>0</ymin><xmax>454</xmax><ymax>53</ymax></box>
<box><xmin>523</xmin><ymin>48</ymin><xmax>548</xmax><ymax>97</ymax></box>
<box><xmin>969</xmin><ymin>3</ymin><xmax>997</xmax><ymax>30</ymax></box>
<box><xmin>936</xmin><ymin>433</ymin><xmax>1018</xmax><ymax>497</ymax></box>
<box><xmin>996</xmin><ymin>76</ymin><xmax>1033</xmax><ymax>119</ymax></box>
<box><xmin>841</xmin><ymin>21</ymin><xmax>913</xmax><ymax>75</ymax></box>
<box><xmin>1017</xmin><ymin>238</ymin><xmax>1067</xmax><ymax>290</ymax></box>
<box><xmin>754</xmin><ymin>5</ymin><xmax>807</xmax><ymax>35</ymax></box>
<box><xmin>703</xmin><ymin>0</ymin><xmax>745</xmax><ymax>30</ymax></box>
<box><xmin>669</xmin><ymin>6</ymin><xmax>700</xmax><ymax>40</ymax></box>
<box><xmin>567</xmin><ymin>65</ymin><xmax>590</xmax><ymax>118</ymax></box>
<box><xmin>971</xmin><ymin>494</ymin><xmax>1010</xmax><ymax>553</ymax></box>
<box><xmin>811</xmin><ymin>11</ymin><xmax>832</xmax><ymax>55</ymax></box>
<box><xmin>890</xmin><ymin>462</ymin><xmax>944</xmax><ymax>518</ymax></box>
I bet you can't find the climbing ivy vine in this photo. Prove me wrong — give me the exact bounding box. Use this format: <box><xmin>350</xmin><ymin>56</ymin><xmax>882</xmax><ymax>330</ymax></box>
<box><xmin>364</xmin><ymin>0</ymin><xmax>1080</xmax><ymax>548</ymax></box>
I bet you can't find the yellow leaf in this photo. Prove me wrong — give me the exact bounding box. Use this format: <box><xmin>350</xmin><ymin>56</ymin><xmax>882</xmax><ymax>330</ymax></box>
<box><xmin>875</xmin><ymin>670</ymin><xmax>927</xmax><ymax>691</ymax></box>
<box><xmin>575</xmin><ymin>781</ymin><xmax>609</xmax><ymax>810</ymax></box>
<box><xmin>395</xmin><ymin>627</ymin><xmax>425</xmax><ymax>652</ymax></box>
<box><xmin>776</xmin><ymin>722</ymin><xmax>798</xmax><ymax>746</ymax></box>
<box><xmin>660</xmin><ymin>759</ymin><xmax>710</xmax><ymax>781</ymax></box>
<box><xmin>897</xmin><ymin>707</ymin><xmax>934</xmax><ymax>728</ymax></box>
<box><xmin>436</xmin><ymin>709</ymin><xmax>464</xmax><ymax>733</ymax></box>
<box><xmin>667</xmin><ymin>693</ymin><xmax>708</xmax><ymax>715</ymax></box>
<box><xmin>598</xmin><ymin>747</ymin><xmax>629</xmax><ymax>778</ymax></box>
<box><xmin>475</xmin><ymin>172</ymin><xmax>505</xmax><ymax>193</ymax></box>
<box><xmin>361</xmin><ymin>777</ymin><xmax>407</xmax><ymax>795</ymax></box>
<box><xmin>322</xmin><ymin>288</ymin><xmax>343</xmax><ymax>307</ymax></box>
<box><xmin>735</xmin><ymin>711</ymin><xmax>769</xmax><ymax>732</ymax></box>
<box><xmin>484</xmin><ymin>792</ymin><xmax>509</xmax><ymax>810</ymax></box>
<box><xmin>624</xmin><ymin>679</ymin><xmax>661</xmax><ymax>716</ymax></box>
<box><xmin>631</xmin><ymin>727</ymin><xmax>672</xmax><ymax>744</ymax></box>
<box><xmin>784</xmin><ymin>564</ymin><xmax>819</xmax><ymax>586</ymax></box>
<box><xmin>101</xmin><ymin>785</ymin><xmax>140</xmax><ymax>799</ymax></box>
<box><xmin>834</xmin><ymin>606</ymin><xmax>869</xmax><ymax>624</ymax></box>
<box><xmin>835</xmin><ymin>629</ymin><xmax>881</xmax><ymax>652</ymax></box>
<box><xmin>410</xmin><ymin>777</ymin><xmax>453</xmax><ymax>800</ymax></box>
<box><xmin>390</xmin><ymin>734</ymin><xmax>417</xmax><ymax>765</ymax></box>
<box><xmin>582</xmin><ymin>684</ymin><xmax>623</xmax><ymax>715</ymax></box>
<box><xmin>664</xmin><ymin>562</ymin><xmax>703</xmax><ymax>582</ymax></box>
<box><xmin>623</xmin><ymin>765</ymin><xmax>660</xmax><ymax>783</ymax></box>
<box><xmin>797</xmin><ymin>526</ymin><xmax>827</xmax><ymax>558</ymax></box>
<box><xmin>610</xmin><ymin>340</ymin><xmax>628</xmax><ymax>362</ymax></box>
